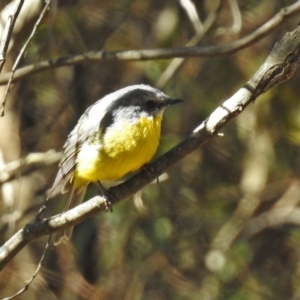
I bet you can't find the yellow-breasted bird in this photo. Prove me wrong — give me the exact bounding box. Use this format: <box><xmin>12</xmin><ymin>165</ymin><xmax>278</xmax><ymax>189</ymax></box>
<box><xmin>49</xmin><ymin>84</ymin><xmax>182</xmax><ymax>244</ymax></box>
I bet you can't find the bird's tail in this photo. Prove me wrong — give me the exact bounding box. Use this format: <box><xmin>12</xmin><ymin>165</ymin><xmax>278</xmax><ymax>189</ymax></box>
<box><xmin>54</xmin><ymin>182</ymin><xmax>87</xmax><ymax>245</ymax></box>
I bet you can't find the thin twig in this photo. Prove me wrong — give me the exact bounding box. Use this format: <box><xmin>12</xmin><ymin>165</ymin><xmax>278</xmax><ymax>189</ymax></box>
<box><xmin>0</xmin><ymin>0</ymin><xmax>51</xmax><ymax>116</ymax></box>
<box><xmin>2</xmin><ymin>235</ymin><xmax>52</xmax><ymax>300</ymax></box>
<box><xmin>0</xmin><ymin>0</ymin><xmax>24</xmax><ymax>74</ymax></box>
<box><xmin>229</xmin><ymin>0</ymin><xmax>242</xmax><ymax>34</ymax></box>
<box><xmin>178</xmin><ymin>0</ymin><xmax>203</xmax><ymax>34</ymax></box>
<box><xmin>216</xmin><ymin>0</ymin><xmax>242</xmax><ymax>35</ymax></box>
<box><xmin>156</xmin><ymin>0</ymin><xmax>222</xmax><ymax>88</ymax></box>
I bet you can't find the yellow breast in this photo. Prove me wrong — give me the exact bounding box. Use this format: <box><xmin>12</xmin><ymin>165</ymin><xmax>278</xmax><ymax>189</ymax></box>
<box><xmin>74</xmin><ymin>115</ymin><xmax>162</xmax><ymax>183</ymax></box>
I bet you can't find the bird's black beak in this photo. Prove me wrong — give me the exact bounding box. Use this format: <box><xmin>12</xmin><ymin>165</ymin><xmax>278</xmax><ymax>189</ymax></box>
<box><xmin>160</xmin><ymin>98</ymin><xmax>184</xmax><ymax>108</ymax></box>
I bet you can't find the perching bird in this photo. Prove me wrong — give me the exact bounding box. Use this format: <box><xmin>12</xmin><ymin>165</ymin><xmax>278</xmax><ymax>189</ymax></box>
<box><xmin>49</xmin><ymin>84</ymin><xmax>182</xmax><ymax>244</ymax></box>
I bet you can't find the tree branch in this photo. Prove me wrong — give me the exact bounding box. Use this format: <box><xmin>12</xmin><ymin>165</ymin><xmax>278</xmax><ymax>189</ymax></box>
<box><xmin>0</xmin><ymin>150</ymin><xmax>61</xmax><ymax>185</ymax></box>
<box><xmin>0</xmin><ymin>1</ymin><xmax>300</xmax><ymax>85</ymax></box>
<box><xmin>0</xmin><ymin>0</ymin><xmax>24</xmax><ymax>74</ymax></box>
<box><xmin>156</xmin><ymin>0</ymin><xmax>221</xmax><ymax>88</ymax></box>
<box><xmin>0</xmin><ymin>23</ymin><xmax>300</xmax><ymax>271</ymax></box>
<box><xmin>0</xmin><ymin>0</ymin><xmax>50</xmax><ymax>116</ymax></box>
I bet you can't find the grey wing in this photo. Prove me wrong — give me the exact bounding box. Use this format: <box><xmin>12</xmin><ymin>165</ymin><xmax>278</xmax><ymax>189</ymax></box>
<box><xmin>49</xmin><ymin>99</ymin><xmax>114</xmax><ymax>195</ymax></box>
<box><xmin>51</xmin><ymin>126</ymin><xmax>82</xmax><ymax>194</ymax></box>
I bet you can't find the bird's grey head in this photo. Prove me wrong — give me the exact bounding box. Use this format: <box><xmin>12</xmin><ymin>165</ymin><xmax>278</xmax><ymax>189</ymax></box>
<box><xmin>111</xmin><ymin>84</ymin><xmax>182</xmax><ymax>120</ymax></box>
<box><xmin>95</xmin><ymin>85</ymin><xmax>182</xmax><ymax>130</ymax></box>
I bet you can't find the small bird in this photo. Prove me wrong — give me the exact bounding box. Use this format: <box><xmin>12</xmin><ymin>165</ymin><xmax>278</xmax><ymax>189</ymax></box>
<box><xmin>49</xmin><ymin>84</ymin><xmax>182</xmax><ymax>244</ymax></box>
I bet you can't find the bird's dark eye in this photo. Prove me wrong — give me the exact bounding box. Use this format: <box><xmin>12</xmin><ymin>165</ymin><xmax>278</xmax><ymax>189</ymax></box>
<box><xmin>146</xmin><ymin>100</ymin><xmax>156</xmax><ymax>109</ymax></box>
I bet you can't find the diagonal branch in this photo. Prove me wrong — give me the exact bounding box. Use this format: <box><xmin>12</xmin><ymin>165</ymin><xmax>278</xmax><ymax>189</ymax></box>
<box><xmin>0</xmin><ymin>24</ymin><xmax>300</xmax><ymax>271</ymax></box>
<box><xmin>0</xmin><ymin>1</ymin><xmax>300</xmax><ymax>86</ymax></box>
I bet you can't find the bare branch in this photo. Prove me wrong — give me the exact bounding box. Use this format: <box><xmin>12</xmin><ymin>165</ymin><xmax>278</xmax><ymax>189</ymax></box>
<box><xmin>229</xmin><ymin>0</ymin><xmax>242</xmax><ymax>34</ymax></box>
<box><xmin>216</xmin><ymin>0</ymin><xmax>242</xmax><ymax>35</ymax></box>
<box><xmin>0</xmin><ymin>0</ymin><xmax>24</xmax><ymax>74</ymax></box>
<box><xmin>0</xmin><ymin>1</ymin><xmax>300</xmax><ymax>86</ymax></box>
<box><xmin>245</xmin><ymin>181</ymin><xmax>300</xmax><ymax>236</ymax></box>
<box><xmin>0</xmin><ymin>0</ymin><xmax>50</xmax><ymax>116</ymax></box>
<box><xmin>156</xmin><ymin>0</ymin><xmax>221</xmax><ymax>88</ymax></box>
<box><xmin>0</xmin><ymin>23</ymin><xmax>300</xmax><ymax>271</ymax></box>
<box><xmin>178</xmin><ymin>0</ymin><xmax>203</xmax><ymax>34</ymax></box>
<box><xmin>0</xmin><ymin>150</ymin><xmax>61</xmax><ymax>185</ymax></box>
<box><xmin>2</xmin><ymin>235</ymin><xmax>52</xmax><ymax>300</ymax></box>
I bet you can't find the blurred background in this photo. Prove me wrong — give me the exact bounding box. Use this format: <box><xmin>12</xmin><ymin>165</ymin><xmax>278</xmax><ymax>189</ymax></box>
<box><xmin>1</xmin><ymin>0</ymin><xmax>300</xmax><ymax>299</ymax></box>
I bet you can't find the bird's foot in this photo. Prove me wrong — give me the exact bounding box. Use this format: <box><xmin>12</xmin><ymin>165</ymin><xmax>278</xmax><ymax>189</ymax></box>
<box><xmin>97</xmin><ymin>181</ymin><xmax>113</xmax><ymax>213</ymax></box>
<box><xmin>35</xmin><ymin>205</ymin><xmax>47</xmax><ymax>221</ymax></box>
